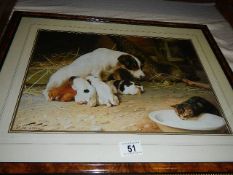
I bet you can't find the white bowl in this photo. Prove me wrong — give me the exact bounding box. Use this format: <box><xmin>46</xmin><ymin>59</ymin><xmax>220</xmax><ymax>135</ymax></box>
<box><xmin>148</xmin><ymin>109</ymin><xmax>226</xmax><ymax>132</ymax></box>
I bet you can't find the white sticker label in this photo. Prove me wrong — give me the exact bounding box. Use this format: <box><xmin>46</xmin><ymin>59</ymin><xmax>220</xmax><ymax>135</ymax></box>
<box><xmin>119</xmin><ymin>140</ymin><xmax>143</xmax><ymax>157</ymax></box>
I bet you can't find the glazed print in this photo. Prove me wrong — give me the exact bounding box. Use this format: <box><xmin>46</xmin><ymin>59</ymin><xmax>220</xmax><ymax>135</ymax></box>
<box><xmin>9</xmin><ymin>30</ymin><xmax>229</xmax><ymax>133</ymax></box>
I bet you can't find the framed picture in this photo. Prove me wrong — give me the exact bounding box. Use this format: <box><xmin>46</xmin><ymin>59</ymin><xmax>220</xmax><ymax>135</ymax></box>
<box><xmin>0</xmin><ymin>11</ymin><xmax>232</xmax><ymax>165</ymax></box>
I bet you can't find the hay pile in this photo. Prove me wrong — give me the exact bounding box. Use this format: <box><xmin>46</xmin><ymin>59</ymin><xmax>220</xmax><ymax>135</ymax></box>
<box><xmin>24</xmin><ymin>51</ymin><xmax>80</xmax><ymax>96</ymax></box>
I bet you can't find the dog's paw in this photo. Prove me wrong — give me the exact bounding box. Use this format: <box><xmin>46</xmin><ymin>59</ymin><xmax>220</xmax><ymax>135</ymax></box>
<box><xmin>97</xmin><ymin>85</ymin><xmax>119</xmax><ymax>107</ymax></box>
<box><xmin>112</xmin><ymin>95</ymin><xmax>120</xmax><ymax>106</ymax></box>
<box><xmin>99</xmin><ymin>94</ymin><xmax>119</xmax><ymax>107</ymax></box>
<box><xmin>43</xmin><ymin>89</ymin><xmax>51</xmax><ymax>101</ymax></box>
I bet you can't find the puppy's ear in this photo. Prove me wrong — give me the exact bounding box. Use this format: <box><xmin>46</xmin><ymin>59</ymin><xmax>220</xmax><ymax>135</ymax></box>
<box><xmin>71</xmin><ymin>79</ymin><xmax>77</xmax><ymax>90</ymax></box>
<box><xmin>69</xmin><ymin>76</ymin><xmax>79</xmax><ymax>83</ymax></box>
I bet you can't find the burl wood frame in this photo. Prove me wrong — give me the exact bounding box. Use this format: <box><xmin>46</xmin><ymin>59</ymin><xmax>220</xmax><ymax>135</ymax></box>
<box><xmin>0</xmin><ymin>4</ymin><xmax>233</xmax><ymax>175</ymax></box>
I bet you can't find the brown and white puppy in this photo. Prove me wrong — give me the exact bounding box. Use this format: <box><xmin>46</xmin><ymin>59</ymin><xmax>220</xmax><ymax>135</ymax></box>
<box><xmin>47</xmin><ymin>77</ymin><xmax>76</xmax><ymax>102</ymax></box>
<box><xmin>47</xmin><ymin>76</ymin><xmax>97</xmax><ymax>107</ymax></box>
<box><xmin>44</xmin><ymin>48</ymin><xmax>145</xmax><ymax>106</ymax></box>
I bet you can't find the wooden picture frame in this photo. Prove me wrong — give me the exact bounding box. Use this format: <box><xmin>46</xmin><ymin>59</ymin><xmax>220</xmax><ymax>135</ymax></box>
<box><xmin>0</xmin><ymin>10</ymin><xmax>233</xmax><ymax>173</ymax></box>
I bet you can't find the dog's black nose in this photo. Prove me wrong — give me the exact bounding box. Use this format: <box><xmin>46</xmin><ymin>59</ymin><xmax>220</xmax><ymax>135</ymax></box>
<box><xmin>139</xmin><ymin>75</ymin><xmax>145</xmax><ymax>80</ymax></box>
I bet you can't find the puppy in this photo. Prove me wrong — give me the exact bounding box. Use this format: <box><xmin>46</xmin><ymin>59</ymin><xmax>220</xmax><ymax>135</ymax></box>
<box><xmin>47</xmin><ymin>76</ymin><xmax>97</xmax><ymax>107</ymax></box>
<box><xmin>47</xmin><ymin>77</ymin><xmax>76</xmax><ymax>102</ymax></box>
<box><xmin>87</xmin><ymin>76</ymin><xmax>119</xmax><ymax>107</ymax></box>
<box><xmin>72</xmin><ymin>77</ymin><xmax>97</xmax><ymax>107</ymax></box>
<box><xmin>108</xmin><ymin>80</ymin><xmax>144</xmax><ymax>95</ymax></box>
<box><xmin>44</xmin><ymin>48</ymin><xmax>145</xmax><ymax>104</ymax></box>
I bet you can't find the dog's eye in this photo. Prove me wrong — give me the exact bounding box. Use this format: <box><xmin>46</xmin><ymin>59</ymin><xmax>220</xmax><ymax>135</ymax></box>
<box><xmin>140</xmin><ymin>63</ymin><xmax>144</xmax><ymax>69</ymax></box>
<box><xmin>125</xmin><ymin>81</ymin><xmax>132</xmax><ymax>87</ymax></box>
<box><xmin>84</xmin><ymin>89</ymin><xmax>89</xmax><ymax>93</ymax></box>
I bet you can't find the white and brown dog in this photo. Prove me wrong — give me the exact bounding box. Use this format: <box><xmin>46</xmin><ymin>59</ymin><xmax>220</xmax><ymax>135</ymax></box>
<box><xmin>44</xmin><ymin>48</ymin><xmax>145</xmax><ymax>106</ymax></box>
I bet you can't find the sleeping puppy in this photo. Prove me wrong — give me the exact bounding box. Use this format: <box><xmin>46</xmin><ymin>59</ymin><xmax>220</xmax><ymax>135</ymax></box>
<box><xmin>86</xmin><ymin>76</ymin><xmax>119</xmax><ymax>107</ymax></box>
<box><xmin>43</xmin><ymin>48</ymin><xmax>145</xmax><ymax>106</ymax></box>
<box><xmin>47</xmin><ymin>77</ymin><xmax>76</xmax><ymax>102</ymax></box>
<box><xmin>48</xmin><ymin>76</ymin><xmax>97</xmax><ymax>107</ymax></box>
<box><xmin>72</xmin><ymin>77</ymin><xmax>97</xmax><ymax>107</ymax></box>
<box><xmin>108</xmin><ymin>80</ymin><xmax>144</xmax><ymax>95</ymax></box>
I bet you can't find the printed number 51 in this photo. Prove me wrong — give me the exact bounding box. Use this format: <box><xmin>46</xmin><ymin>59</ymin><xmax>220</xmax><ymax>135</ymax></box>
<box><xmin>119</xmin><ymin>140</ymin><xmax>143</xmax><ymax>157</ymax></box>
<box><xmin>128</xmin><ymin>144</ymin><xmax>136</xmax><ymax>152</ymax></box>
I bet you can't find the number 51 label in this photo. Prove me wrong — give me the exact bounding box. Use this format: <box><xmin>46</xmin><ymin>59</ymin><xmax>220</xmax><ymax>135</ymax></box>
<box><xmin>119</xmin><ymin>140</ymin><xmax>143</xmax><ymax>157</ymax></box>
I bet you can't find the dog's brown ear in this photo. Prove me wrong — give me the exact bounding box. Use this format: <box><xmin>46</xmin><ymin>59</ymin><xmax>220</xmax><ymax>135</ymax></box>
<box><xmin>118</xmin><ymin>55</ymin><xmax>131</xmax><ymax>66</ymax></box>
<box><xmin>118</xmin><ymin>55</ymin><xmax>139</xmax><ymax>70</ymax></box>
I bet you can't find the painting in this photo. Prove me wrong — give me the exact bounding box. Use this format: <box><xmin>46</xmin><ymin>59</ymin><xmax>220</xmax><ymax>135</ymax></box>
<box><xmin>7</xmin><ymin>27</ymin><xmax>231</xmax><ymax>133</ymax></box>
